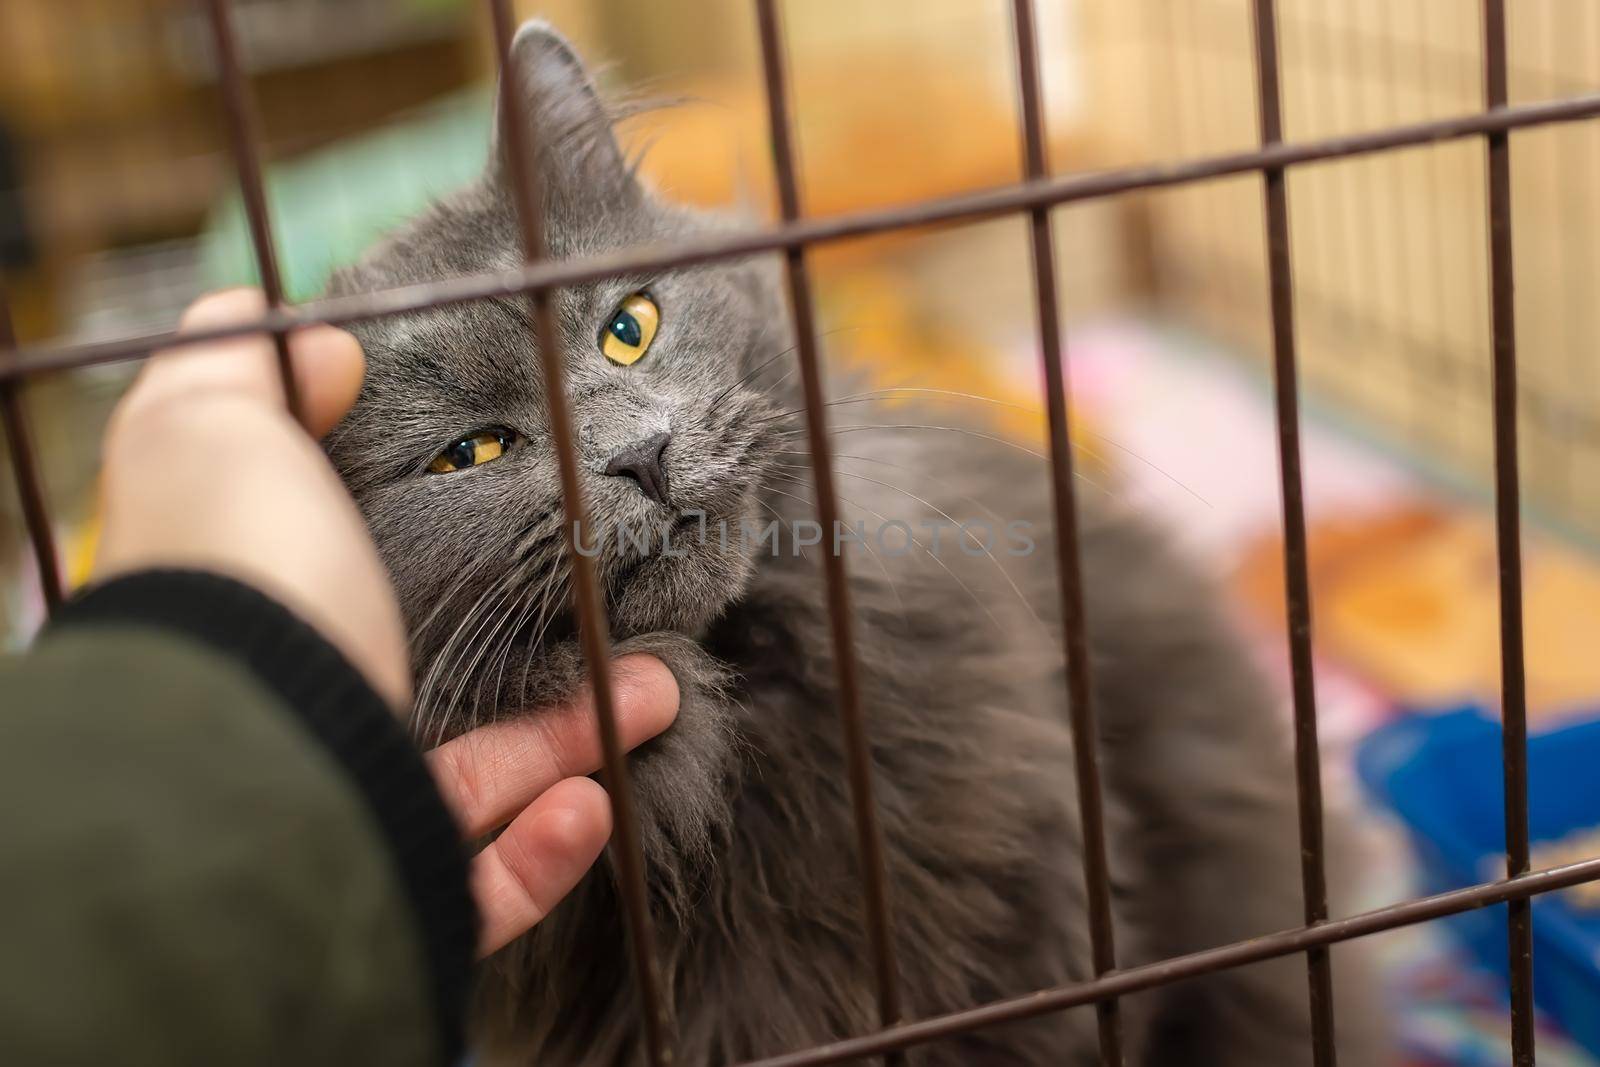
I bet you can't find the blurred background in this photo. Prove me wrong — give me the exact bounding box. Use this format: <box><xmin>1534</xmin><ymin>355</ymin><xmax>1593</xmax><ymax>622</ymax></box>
<box><xmin>6</xmin><ymin>2</ymin><xmax>1600</xmax><ymax>1063</ymax></box>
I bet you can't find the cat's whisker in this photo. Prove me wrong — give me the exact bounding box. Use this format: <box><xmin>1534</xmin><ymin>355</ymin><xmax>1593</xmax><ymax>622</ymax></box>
<box><xmin>515</xmin><ymin>573</ymin><xmax>574</xmax><ymax>707</ymax></box>
<box><xmin>448</xmin><ymin>557</ymin><xmax>560</xmax><ymax>732</ymax></box>
<box><xmin>776</xmin><ymin>450</ymin><xmax>1011</xmax><ymax>528</ymax></box>
<box><xmin>834</xmin><ymin>385</ymin><xmax>1036</xmax><ymax>413</ymax></box>
<box><xmin>757</xmin><ymin>483</ymin><xmax>907</xmax><ymax>630</ymax></box>
<box><xmin>771</xmin><ymin>460</ymin><xmax>1040</xmax><ymax>628</ymax></box>
<box><xmin>759</xmin><ymin>365</ymin><xmax>799</xmax><ymax>405</ymax></box>
<box><xmin>759</xmin><ymin>384</ymin><xmax>1034</xmax><ymax>424</ymax></box>
<box><xmin>757</xmin><ymin>391</ymin><xmax>1037</xmax><ymax>433</ymax></box>
<box><xmin>774</xmin><ymin>422</ymin><xmax>1118</xmax><ymax>500</ymax></box>
<box><xmin>416</xmin><ymin>566</ymin><xmax>527</xmax><ymax>744</ymax></box>
<box><xmin>475</xmin><ymin>577</ymin><xmax>549</xmax><ymax>730</ymax></box>
<box><xmin>849</xmin><ymin>390</ymin><xmax>1212</xmax><ymax>507</ymax></box>
<box><xmin>446</xmin><ymin>534</ymin><xmax>565</xmax><ymax>731</ymax></box>
<box><xmin>422</xmin><ymin>568</ymin><xmax>519</xmax><ymax>697</ymax></box>
<box><xmin>502</xmin><ymin>544</ymin><xmax>575</xmax><ymax>707</ymax></box>
<box><xmin>487</xmin><ymin>564</ymin><xmax>563</xmax><ymax>718</ymax></box>
<box><xmin>410</xmin><ymin>550</ymin><xmax>508</xmax><ymax>656</ymax></box>
<box><xmin>711</xmin><ymin>345</ymin><xmax>796</xmax><ymax>408</ymax></box>
<box><xmin>835</xmin><ymin>422</ymin><xmax>1045</xmax><ymax>460</ymax></box>
<box><xmin>499</xmin><ymin>562</ymin><xmax>569</xmax><ymax>714</ymax></box>
<box><xmin>770</xmin><ymin>389</ymin><xmax>1210</xmax><ymax>507</ymax></box>
<box><xmin>752</xmin><ymin>492</ymin><xmax>819</xmax><ymax>566</ymax></box>
<box><xmin>762</xmin><ymin>474</ymin><xmax>1000</xmax><ymax>634</ymax></box>
<box><xmin>712</xmin><ymin>323</ymin><xmax>869</xmax><ymax>408</ymax></box>
<box><xmin>464</xmin><ymin>613</ymin><xmax>522</xmax><ymax>732</ymax></box>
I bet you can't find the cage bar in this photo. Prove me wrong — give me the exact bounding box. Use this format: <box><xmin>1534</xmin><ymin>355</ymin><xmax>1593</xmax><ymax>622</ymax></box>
<box><xmin>13</xmin><ymin>90</ymin><xmax>1600</xmax><ymax>385</ymax></box>
<box><xmin>1248</xmin><ymin>2</ymin><xmax>1337</xmax><ymax>1064</ymax></box>
<box><xmin>1007</xmin><ymin>3</ymin><xmax>1122</xmax><ymax>1064</ymax></box>
<box><xmin>735</xmin><ymin>852</ymin><xmax>1600</xmax><ymax>1067</ymax></box>
<box><xmin>484</xmin><ymin>2</ymin><xmax>670</xmax><ymax>1062</ymax></box>
<box><xmin>751</xmin><ymin>0</ymin><xmax>904</xmax><ymax>1048</ymax></box>
<box><xmin>1480</xmin><ymin>2</ymin><xmax>1535</xmax><ymax>1064</ymax></box>
<box><xmin>12</xmin><ymin>8</ymin><xmax>1600</xmax><ymax>1062</ymax></box>
<box><xmin>0</xmin><ymin>287</ymin><xmax>61</xmax><ymax>610</ymax></box>
<box><xmin>200</xmin><ymin>0</ymin><xmax>300</xmax><ymax>418</ymax></box>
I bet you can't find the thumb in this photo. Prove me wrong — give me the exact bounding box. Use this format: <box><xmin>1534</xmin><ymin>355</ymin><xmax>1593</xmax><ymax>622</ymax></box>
<box><xmin>132</xmin><ymin>288</ymin><xmax>364</xmax><ymax>439</ymax></box>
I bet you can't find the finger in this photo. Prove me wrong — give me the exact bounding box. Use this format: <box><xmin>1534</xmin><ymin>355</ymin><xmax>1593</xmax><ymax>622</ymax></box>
<box><xmin>134</xmin><ymin>289</ymin><xmax>364</xmax><ymax>438</ymax></box>
<box><xmin>177</xmin><ymin>289</ymin><xmax>365</xmax><ymax>437</ymax></box>
<box><xmin>428</xmin><ymin>654</ymin><xmax>678</xmax><ymax>839</ymax></box>
<box><xmin>472</xmin><ymin>776</ymin><xmax>612</xmax><ymax>956</ymax></box>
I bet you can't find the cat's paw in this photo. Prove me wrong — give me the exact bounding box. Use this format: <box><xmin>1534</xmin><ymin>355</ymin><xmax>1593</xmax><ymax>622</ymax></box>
<box><xmin>612</xmin><ymin>630</ymin><xmax>731</xmax><ymax>709</ymax></box>
<box><xmin>608</xmin><ymin>632</ymin><xmax>738</xmax><ymax>918</ymax></box>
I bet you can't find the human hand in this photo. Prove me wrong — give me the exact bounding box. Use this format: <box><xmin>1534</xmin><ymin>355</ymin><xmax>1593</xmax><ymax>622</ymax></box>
<box><xmin>426</xmin><ymin>654</ymin><xmax>678</xmax><ymax>956</ymax></box>
<box><xmin>96</xmin><ymin>289</ymin><xmax>410</xmax><ymax>706</ymax></box>
<box><xmin>97</xmin><ymin>290</ymin><xmax>680</xmax><ymax>952</ymax></box>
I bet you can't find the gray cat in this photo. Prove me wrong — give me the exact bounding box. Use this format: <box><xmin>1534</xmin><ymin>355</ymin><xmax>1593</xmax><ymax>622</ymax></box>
<box><xmin>325</xmin><ymin>22</ymin><xmax>1388</xmax><ymax>1066</ymax></box>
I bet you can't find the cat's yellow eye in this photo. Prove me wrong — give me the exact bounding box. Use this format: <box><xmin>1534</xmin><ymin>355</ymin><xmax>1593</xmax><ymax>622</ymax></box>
<box><xmin>600</xmin><ymin>293</ymin><xmax>660</xmax><ymax>366</ymax></box>
<box><xmin>428</xmin><ymin>429</ymin><xmax>513</xmax><ymax>474</ymax></box>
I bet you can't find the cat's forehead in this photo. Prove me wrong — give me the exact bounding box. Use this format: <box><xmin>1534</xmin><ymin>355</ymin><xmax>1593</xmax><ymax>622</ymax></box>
<box><xmin>344</xmin><ymin>175</ymin><xmax>667</xmax><ymax>304</ymax></box>
<box><xmin>351</xmin><ymin>283</ymin><xmax>656</xmax><ymax>413</ymax></box>
<box><xmin>343</xmin><ymin>202</ymin><xmax>657</xmax><ymax>375</ymax></box>
<box><xmin>354</xmin><ymin>294</ymin><xmax>541</xmax><ymax>398</ymax></box>
<box><xmin>362</xmin><ymin>301</ymin><xmax>512</xmax><ymax>355</ymax></box>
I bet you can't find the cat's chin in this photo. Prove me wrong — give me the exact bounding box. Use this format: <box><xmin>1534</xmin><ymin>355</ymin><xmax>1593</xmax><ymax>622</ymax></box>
<box><xmin>604</xmin><ymin>519</ymin><xmax>757</xmax><ymax>636</ymax></box>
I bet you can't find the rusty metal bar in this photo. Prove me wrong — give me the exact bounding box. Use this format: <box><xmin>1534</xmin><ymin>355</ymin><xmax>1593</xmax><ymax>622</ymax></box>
<box><xmin>9</xmin><ymin>6</ymin><xmax>1600</xmax><ymax>1066</ymax></box>
<box><xmin>734</xmin><ymin>854</ymin><xmax>1600</xmax><ymax>1067</ymax></box>
<box><xmin>752</xmin><ymin>0</ymin><xmax>903</xmax><ymax>1049</ymax></box>
<box><xmin>14</xmin><ymin>88</ymin><xmax>1600</xmax><ymax>383</ymax></box>
<box><xmin>1249</xmin><ymin>3</ymin><xmax>1336</xmax><ymax>1064</ymax></box>
<box><xmin>201</xmin><ymin>0</ymin><xmax>300</xmax><ymax>418</ymax></box>
<box><xmin>1481</xmin><ymin>2</ymin><xmax>1535</xmax><ymax>1064</ymax></box>
<box><xmin>0</xmin><ymin>288</ymin><xmax>61</xmax><ymax>610</ymax></box>
<box><xmin>485</xmin><ymin>5</ymin><xmax>670</xmax><ymax>1063</ymax></box>
<box><xmin>1008</xmin><ymin>3</ymin><xmax>1121</xmax><ymax>1064</ymax></box>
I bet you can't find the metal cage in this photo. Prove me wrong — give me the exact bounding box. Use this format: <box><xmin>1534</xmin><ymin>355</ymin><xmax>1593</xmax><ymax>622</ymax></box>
<box><xmin>4</xmin><ymin>2</ymin><xmax>1598</xmax><ymax>1065</ymax></box>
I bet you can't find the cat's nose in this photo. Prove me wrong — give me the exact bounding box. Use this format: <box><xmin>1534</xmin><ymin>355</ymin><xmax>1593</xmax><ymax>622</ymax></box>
<box><xmin>602</xmin><ymin>432</ymin><xmax>672</xmax><ymax>506</ymax></box>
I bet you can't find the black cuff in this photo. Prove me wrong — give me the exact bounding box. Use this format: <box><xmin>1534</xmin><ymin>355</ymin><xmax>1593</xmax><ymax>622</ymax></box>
<box><xmin>48</xmin><ymin>569</ymin><xmax>475</xmax><ymax>1062</ymax></box>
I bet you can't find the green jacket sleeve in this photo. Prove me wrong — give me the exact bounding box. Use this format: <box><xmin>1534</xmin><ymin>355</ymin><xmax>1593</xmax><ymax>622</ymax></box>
<box><xmin>0</xmin><ymin>570</ymin><xmax>475</xmax><ymax>1066</ymax></box>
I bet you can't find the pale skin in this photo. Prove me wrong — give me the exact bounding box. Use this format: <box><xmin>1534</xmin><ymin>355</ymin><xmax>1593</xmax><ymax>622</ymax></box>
<box><xmin>96</xmin><ymin>288</ymin><xmax>678</xmax><ymax>956</ymax></box>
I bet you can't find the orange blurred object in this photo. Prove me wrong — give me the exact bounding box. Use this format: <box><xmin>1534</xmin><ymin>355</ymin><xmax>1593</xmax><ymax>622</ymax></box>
<box><xmin>1237</xmin><ymin>506</ymin><xmax>1600</xmax><ymax>721</ymax></box>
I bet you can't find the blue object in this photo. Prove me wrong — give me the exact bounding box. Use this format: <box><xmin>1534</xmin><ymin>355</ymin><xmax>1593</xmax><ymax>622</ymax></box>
<box><xmin>1358</xmin><ymin>708</ymin><xmax>1600</xmax><ymax>1058</ymax></box>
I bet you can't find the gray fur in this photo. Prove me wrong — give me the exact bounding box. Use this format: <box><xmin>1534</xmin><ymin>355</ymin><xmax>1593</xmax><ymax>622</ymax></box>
<box><xmin>326</xmin><ymin>22</ymin><xmax>1388</xmax><ymax>1065</ymax></box>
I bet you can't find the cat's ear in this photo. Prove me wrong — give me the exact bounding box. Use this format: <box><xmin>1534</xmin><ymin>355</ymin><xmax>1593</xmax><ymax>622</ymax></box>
<box><xmin>490</xmin><ymin>21</ymin><xmax>639</xmax><ymax>210</ymax></box>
